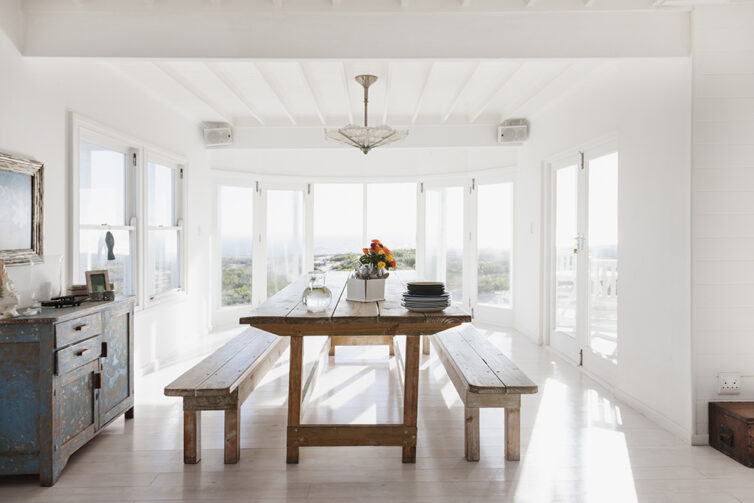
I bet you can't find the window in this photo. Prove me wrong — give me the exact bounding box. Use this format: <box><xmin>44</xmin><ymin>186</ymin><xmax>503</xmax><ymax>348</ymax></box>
<box><xmin>366</xmin><ymin>183</ymin><xmax>416</xmax><ymax>270</ymax></box>
<box><xmin>74</xmin><ymin>117</ymin><xmax>186</xmax><ymax>307</ymax></box>
<box><xmin>313</xmin><ymin>183</ymin><xmax>364</xmax><ymax>271</ymax></box>
<box><xmin>147</xmin><ymin>159</ymin><xmax>182</xmax><ymax>299</ymax></box>
<box><xmin>425</xmin><ymin>186</ymin><xmax>464</xmax><ymax>303</ymax></box>
<box><xmin>218</xmin><ymin>186</ymin><xmax>254</xmax><ymax>307</ymax></box>
<box><xmin>267</xmin><ymin>189</ymin><xmax>304</xmax><ymax>296</ymax></box>
<box><xmin>477</xmin><ymin>182</ymin><xmax>513</xmax><ymax>307</ymax></box>
<box><xmin>77</xmin><ymin>138</ymin><xmax>135</xmax><ymax>296</ymax></box>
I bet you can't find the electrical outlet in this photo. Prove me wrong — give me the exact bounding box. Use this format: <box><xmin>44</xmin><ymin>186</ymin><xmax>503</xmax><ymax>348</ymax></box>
<box><xmin>718</xmin><ymin>372</ymin><xmax>741</xmax><ymax>395</ymax></box>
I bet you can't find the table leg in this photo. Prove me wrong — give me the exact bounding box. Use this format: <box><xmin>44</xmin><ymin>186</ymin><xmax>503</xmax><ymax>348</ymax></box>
<box><xmin>287</xmin><ymin>335</ymin><xmax>304</xmax><ymax>464</ymax></box>
<box><xmin>402</xmin><ymin>335</ymin><xmax>420</xmax><ymax>463</ymax></box>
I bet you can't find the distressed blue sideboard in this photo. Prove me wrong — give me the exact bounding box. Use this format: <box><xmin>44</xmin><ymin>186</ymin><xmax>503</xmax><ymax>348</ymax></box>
<box><xmin>0</xmin><ymin>297</ymin><xmax>135</xmax><ymax>486</ymax></box>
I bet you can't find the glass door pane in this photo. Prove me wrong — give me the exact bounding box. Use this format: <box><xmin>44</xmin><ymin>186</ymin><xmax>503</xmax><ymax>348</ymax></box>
<box><xmin>267</xmin><ymin>189</ymin><xmax>304</xmax><ymax>296</ymax></box>
<box><xmin>218</xmin><ymin>186</ymin><xmax>254</xmax><ymax>306</ymax></box>
<box><xmin>367</xmin><ymin>183</ymin><xmax>416</xmax><ymax>270</ymax></box>
<box><xmin>587</xmin><ymin>152</ymin><xmax>619</xmax><ymax>362</ymax></box>
<box><xmin>313</xmin><ymin>183</ymin><xmax>363</xmax><ymax>271</ymax></box>
<box><xmin>147</xmin><ymin>161</ymin><xmax>179</xmax><ymax>297</ymax></box>
<box><xmin>425</xmin><ymin>187</ymin><xmax>464</xmax><ymax>303</ymax></box>
<box><xmin>554</xmin><ymin>165</ymin><xmax>579</xmax><ymax>337</ymax></box>
<box><xmin>477</xmin><ymin>182</ymin><xmax>513</xmax><ymax>307</ymax></box>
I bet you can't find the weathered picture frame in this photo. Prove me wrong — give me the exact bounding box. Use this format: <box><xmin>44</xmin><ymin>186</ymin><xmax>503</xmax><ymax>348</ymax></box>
<box><xmin>0</xmin><ymin>152</ymin><xmax>44</xmax><ymax>265</ymax></box>
<box><xmin>85</xmin><ymin>269</ymin><xmax>110</xmax><ymax>294</ymax></box>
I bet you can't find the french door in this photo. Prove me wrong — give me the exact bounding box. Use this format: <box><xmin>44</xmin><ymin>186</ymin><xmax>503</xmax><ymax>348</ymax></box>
<box><xmin>549</xmin><ymin>145</ymin><xmax>619</xmax><ymax>384</ymax></box>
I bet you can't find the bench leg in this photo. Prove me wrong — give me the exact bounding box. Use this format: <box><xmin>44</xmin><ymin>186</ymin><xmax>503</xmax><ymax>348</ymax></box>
<box><xmin>224</xmin><ymin>404</ymin><xmax>240</xmax><ymax>464</ymax></box>
<box><xmin>422</xmin><ymin>335</ymin><xmax>430</xmax><ymax>355</ymax></box>
<box><xmin>505</xmin><ymin>407</ymin><xmax>520</xmax><ymax>461</ymax></box>
<box><xmin>389</xmin><ymin>337</ymin><xmax>395</xmax><ymax>356</ymax></box>
<box><xmin>183</xmin><ymin>410</ymin><xmax>201</xmax><ymax>464</ymax></box>
<box><xmin>464</xmin><ymin>406</ymin><xmax>480</xmax><ymax>461</ymax></box>
<box><xmin>329</xmin><ymin>336</ymin><xmax>335</xmax><ymax>356</ymax></box>
<box><xmin>287</xmin><ymin>335</ymin><xmax>304</xmax><ymax>464</ymax></box>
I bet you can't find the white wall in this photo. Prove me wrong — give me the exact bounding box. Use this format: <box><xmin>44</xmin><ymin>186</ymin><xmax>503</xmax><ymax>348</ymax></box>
<box><xmin>517</xmin><ymin>60</ymin><xmax>693</xmax><ymax>440</ymax></box>
<box><xmin>0</xmin><ymin>30</ymin><xmax>214</xmax><ymax>374</ymax></box>
<box><xmin>691</xmin><ymin>4</ymin><xmax>754</xmax><ymax>442</ymax></box>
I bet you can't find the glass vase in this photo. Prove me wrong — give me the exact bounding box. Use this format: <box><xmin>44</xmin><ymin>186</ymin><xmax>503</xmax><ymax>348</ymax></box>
<box><xmin>301</xmin><ymin>271</ymin><xmax>332</xmax><ymax>313</ymax></box>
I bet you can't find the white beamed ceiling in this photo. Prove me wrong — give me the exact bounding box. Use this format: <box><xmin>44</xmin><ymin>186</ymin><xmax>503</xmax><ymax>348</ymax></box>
<box><xmin>109</xmin><ymin>60</ymin><xmax>604</xmax><ymax>128</ymax></box>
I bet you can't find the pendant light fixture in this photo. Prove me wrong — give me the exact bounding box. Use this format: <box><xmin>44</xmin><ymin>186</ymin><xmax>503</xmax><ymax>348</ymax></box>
<box><xmin>325</xmin><ymin>74</ymin><xmax>408</xmax><ymax>154</ymax></box>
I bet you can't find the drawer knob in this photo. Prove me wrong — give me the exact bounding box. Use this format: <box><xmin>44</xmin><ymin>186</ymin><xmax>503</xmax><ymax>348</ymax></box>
<box><xmin>74</xmin><ymin>324</ymin><xmax>88</xmax><ymax>332</ymax></box>
<box><xmin>75</xmin><ymin>348</ymin><xmax>89</xmax><ymax>357</ymax></box>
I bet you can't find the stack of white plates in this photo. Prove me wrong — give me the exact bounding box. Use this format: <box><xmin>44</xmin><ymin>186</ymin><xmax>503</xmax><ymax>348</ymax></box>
<box><xmin>401</xmin><ymin>282</ymin><xmax>450</xmax><ymax>313</ymax></box>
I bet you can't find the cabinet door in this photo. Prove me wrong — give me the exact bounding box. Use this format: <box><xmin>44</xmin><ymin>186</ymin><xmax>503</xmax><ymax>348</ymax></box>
<box><xmin>99</xmin><ymin>304</ymin><xmax>133</xmax><ymax>425</ymax></box>
<box><xmin>54</xmin><ymin>360</ymin><xmax>99</xmax><ymax>456</ymax></box>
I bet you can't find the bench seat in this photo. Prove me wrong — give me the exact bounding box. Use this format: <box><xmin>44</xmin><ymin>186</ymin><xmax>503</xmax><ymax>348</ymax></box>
<box><xmin>432</xmin><ymin>325</ymin><xmax>537</xmax><ymax>461</ymax></box>
<box><xmin>164</xmin><ymin>327</ymin><xmax>329</xmax><ymax>464</ymax></box>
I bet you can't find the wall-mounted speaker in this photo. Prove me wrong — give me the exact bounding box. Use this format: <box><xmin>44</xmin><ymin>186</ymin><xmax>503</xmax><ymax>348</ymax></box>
<box><xmin>498</xmin><ymin>118</ymin><xmax>529</xmax><ymax>144</ymax></box>
<box><xmin>203</xmin><ymin>122</ymin><xmax>233</xmax><ymax>147</ymax></box>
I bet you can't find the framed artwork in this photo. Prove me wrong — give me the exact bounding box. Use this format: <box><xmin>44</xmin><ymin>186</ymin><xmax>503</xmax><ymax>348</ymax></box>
<box><xmin>0</xmin><ymin>152</ymin><xmax>44</xmax><ymax>264</ymax></box>
<box><xmin>86</xmin><ymin>269</ymin><xmax>110</xmax><ymax>293</ymax></box>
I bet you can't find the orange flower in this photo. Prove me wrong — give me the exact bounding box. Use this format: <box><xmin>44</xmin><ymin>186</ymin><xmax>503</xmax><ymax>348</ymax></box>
<box><xmin>391</xmin><ymin>260</ymin><xmax>396</xmax><ymax>268</ymax></box>
<box><xmin>362</xmin><ymin>248</ymin><xmax>369</xmax><ymax>254</ymax></box>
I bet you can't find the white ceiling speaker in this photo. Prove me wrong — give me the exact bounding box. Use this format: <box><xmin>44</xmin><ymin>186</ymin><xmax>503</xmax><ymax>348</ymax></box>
<box><xmin>203</xmin><ymin>122</ymin><xmax>233</xmax><ymax>147</ymax></box>
<box><xmin>498</xmin><ymin>118</ymin><xmax>530</xmax><ymax>144</ymax></box>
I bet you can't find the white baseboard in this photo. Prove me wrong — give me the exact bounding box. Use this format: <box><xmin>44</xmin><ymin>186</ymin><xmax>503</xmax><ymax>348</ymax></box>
<box><xmin>544</xmin><ymin>344</ymin><xmax>693</xmax><ymax>445</ymax></box>
<box><xmin>692</xmin><ymin>433</ymin><xmax>709</xmax><ymax>446</ymax></box>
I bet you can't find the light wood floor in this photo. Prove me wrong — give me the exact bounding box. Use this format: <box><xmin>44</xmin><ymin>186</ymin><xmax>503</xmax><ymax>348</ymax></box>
<box><xmin>2</xmin><ymin>326</ymin><xmax>751</xmax><ymax>502</ymax></box>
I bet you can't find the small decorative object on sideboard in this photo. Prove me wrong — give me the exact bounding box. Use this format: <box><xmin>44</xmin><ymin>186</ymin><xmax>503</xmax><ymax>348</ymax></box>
<box><xmin>709</xmin><ymin>401</ymin><xmax>754</xmax><ymax>468</ymax></box>
<box><xmin>85</xmin><ymin>269</ymin><xmax>115</xmax><ymax>301</ymax></box>
<box><xmin>301</xmin><ymin>270</ymin><xmax>332</xmax><ymax>313</ymax></box>
<box><xmin>346</xmin><ymin>239</ymin><xmax>396</xmax><ymax>302</ymax></box>
<box><xmin>0</xmin><ymin>259</ymin><xmax>20</xmax><ymax>318</ymax></box>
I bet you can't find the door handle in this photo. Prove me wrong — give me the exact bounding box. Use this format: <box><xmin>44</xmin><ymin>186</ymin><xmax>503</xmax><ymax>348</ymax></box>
<box><xmin>101</xmin><ymin>341</ymin><xmax>108</xmax><ymax>358</ymax></box>
<box><xmin>93</xmin><ymin>372</ymin><xmax>102</xmax><ymax>390</ymax></box>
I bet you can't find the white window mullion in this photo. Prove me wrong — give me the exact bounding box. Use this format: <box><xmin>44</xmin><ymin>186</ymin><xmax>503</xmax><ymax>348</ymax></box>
<box><xmin>304</xmin><ymin>183</ymin><xmax>314</xmax><ymax>273</ymax></box>
<box><xmin>464</xmin><ymin>178</ymin><xmax>478</xmax><ymax>315</ymax></box>
<box><xmin>252</xmin><ymin>182</ymin><xmax>267</xmax><ymax>306</ymax></box>
<box><xmin>415</xmin><ymin>182</ymin><xmax>426</xmax><ymax>278</ymax></box>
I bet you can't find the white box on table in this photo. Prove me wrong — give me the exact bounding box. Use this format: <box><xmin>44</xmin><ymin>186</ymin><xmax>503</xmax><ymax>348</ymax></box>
<box><xmin>346</xmin><ymin>277</ymin><xmax>386</xmax><ymax>302</ymax></box>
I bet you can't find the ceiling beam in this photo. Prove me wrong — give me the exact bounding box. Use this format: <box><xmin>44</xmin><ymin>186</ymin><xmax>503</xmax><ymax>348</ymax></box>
<box><xmin>22</xmin><ymin>11</ymin><xmax>690</xmax><ymax>59</ymax></box>
<box><xmin>297</xmin><ymin>63</ymin><xmax>326</xmax><ymax>126</ymax></box>
<box><xmin>252</xmin><ymin>63</ymin><xmax>297</xmax><ymax>125</ymax></box>
<box><xmin>460</xmin><ymin>0</ymin><xmax>472</xmax><ymax>7</ymax></box>
<box><xmin>412</xmin><ymin>63</ymin><xmax>435</xmax><ymax>124</ymax></box>
<box><xmin>153</xmin><ymin>62</ymin><xmax>233</xmax><ymax>124</ymax></box>
<box><xmin>331</xmin><ymin>0</ymin><xmax>342</xmax><ymax>5</ymax></box>
<box><xmin>442</xmin><ymin>62</ymin><xmax>480</xmax><ymax>123</ymax></box>
<box><xmin>340</xmin><ymin>63</ymin><xmax>354</xmax><ymax>125</ymax></box>
<box><xmin>205</xmin><ymin>63</ymin><xmax>265</xmax><ymax>126</ymax></box>
<box><xmin>469</xmin><ymin>62</ymin><xmax>524</xmax><ymax>123</ymax></box>
<box><xmin>271</xmin><ymin>0</ymin><xmax>283</xmax><ymax>8</ymax></box>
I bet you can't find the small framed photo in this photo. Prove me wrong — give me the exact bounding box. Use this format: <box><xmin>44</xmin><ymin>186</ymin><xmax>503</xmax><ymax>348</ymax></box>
<box><xmin>85</xmin><ymin>270</ymin><xmax>110</xmax><ymax>294</ymax></box>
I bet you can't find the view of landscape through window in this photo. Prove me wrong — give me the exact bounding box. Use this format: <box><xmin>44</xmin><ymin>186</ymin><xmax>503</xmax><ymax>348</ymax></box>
<box><xmin>426</xmin><ymin>187</ymin><xmax>464</xmax><ymax>302</ymax></box>
<box><xmin>267</xmin><ymin>190</ymin><xmax>304</xmax><ymax>297</ymax></box>
<box><xmin>219</xmin><ymin>185</ymin><xmax>254</xmax><ymax>306</ymax></box>
<box><xmin>313</xmin><ymin>183</ymin><xmax>417</xmax><ymax>273</ymax></box>
<box><xmin>477</xmin><ymin>182</ymin><xmax>513</xmax><ymax>307</ymax></box>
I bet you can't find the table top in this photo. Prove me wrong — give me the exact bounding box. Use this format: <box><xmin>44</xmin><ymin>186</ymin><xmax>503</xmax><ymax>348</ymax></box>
<box><xmin>240</xmin><ymin>271</ymin><xmax>471</xmax><ymax>336</ymax></box>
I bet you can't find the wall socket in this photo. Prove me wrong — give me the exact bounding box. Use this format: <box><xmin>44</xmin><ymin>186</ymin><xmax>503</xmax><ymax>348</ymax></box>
<box><xmin>718</xmin><ymin>373</ymin><xmax>741</xmax><ymax>395</ymax></box>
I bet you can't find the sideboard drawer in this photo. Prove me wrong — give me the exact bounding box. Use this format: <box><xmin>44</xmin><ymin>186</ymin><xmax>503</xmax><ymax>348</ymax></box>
<box><xmin>55</xmin><ymin>314</ymin><xmax>102</xmax><ymax>348</ymax></box>
<box><xmin>56</xmin><ymin>335</ymin><xmax>102</xmax><ymax>375</ymax></box>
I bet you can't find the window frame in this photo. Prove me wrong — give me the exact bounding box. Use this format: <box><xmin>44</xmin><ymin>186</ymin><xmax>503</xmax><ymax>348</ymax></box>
<box><xmin>71</xmin><ymin>113</ymin><xmax>187</xmax><ymax>310</ymax></box>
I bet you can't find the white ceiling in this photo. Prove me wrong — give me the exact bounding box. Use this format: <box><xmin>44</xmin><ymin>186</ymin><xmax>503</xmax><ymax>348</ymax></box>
<box><xmin>108</xmin><ymin>60</ymin><xmax>604</xmax><ymax>128</ymax></box>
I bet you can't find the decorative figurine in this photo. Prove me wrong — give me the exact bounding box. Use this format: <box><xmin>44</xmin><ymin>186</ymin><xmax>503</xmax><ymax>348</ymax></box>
<box><xmin>0</xmin><ymin>259</ymin><xmax>21</xmax><ymax>319</ymax></box>
<box><xmin>105</xmin><ymin>231</ymin><xmax>116</xmax><ymax>261</ymax></box>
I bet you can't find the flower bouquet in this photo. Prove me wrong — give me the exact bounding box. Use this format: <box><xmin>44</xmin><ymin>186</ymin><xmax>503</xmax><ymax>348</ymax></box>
<box><xmin>346</xmin><ymin>239</ymin><xmax>396</xmax><ymax>302</ymax></box>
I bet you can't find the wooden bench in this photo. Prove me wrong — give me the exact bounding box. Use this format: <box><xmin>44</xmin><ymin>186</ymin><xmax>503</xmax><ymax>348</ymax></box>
<box><xmin>164</xmin><ymin>327</ymin><xmax>329</xmax><ymax>464</ymax></box>
<box><xmin>432</xmin><ymin>325</ymin><xmax>538</xmax><ymax>461</ymax></box>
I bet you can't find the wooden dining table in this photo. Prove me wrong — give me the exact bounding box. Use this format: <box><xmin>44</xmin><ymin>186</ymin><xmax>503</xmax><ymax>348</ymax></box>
<box><xmin>240</xmin><ymin>270</ymin><xmax>471</xmax><ymax>463</ymax></box>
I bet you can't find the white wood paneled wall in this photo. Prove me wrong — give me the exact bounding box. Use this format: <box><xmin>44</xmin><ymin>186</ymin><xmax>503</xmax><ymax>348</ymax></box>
<box><xmin>692</xmin><ymin>3</ymin><xmax>754</xmax><ymax>441</ymax></box>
